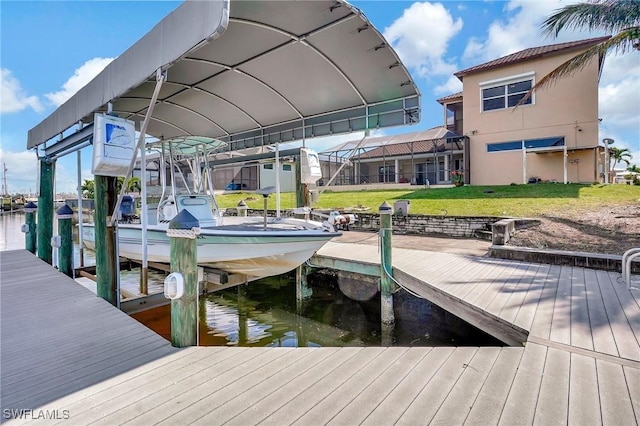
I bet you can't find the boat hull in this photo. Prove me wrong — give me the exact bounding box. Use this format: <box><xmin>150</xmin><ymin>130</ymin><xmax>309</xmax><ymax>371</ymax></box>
<box><xmin>81</xmin><ymin>221</ymin><xmax>337</xmax><ymax>277</ymax></box>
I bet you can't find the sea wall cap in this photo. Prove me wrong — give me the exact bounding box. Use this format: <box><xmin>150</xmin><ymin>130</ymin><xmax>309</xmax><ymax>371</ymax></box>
<box><xmin>378</xmin><ymin>201</ymin><xmax>392</xmax><ymax>214</ymax></box>
<box><xmin>168</xmin><ymin>209</ymin><xmax>200</xmax><ymax>230</ymax></box>
<box><xmin>24</xmin><ymin>201</ymin><xmax>38</xmax><ymax>213</ymax></box>
<box><xmin>56</xmin><ymin>204</ymin><xmax>74</xmax><ymax>219</ymax></box>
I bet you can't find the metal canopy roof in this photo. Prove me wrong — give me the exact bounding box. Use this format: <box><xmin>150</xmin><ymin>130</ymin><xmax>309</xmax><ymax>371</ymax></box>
<box><xmin>320</xmin><ymin>126</ymin><xmax>457</xmax><ymax>154</ymax></box>
<box><xmin>28</xmin><ymin>0</ymin><xmax>420</xmax><ymax>154</ymax></box>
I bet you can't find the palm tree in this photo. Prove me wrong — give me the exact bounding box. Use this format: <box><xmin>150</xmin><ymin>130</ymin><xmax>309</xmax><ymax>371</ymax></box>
<box><xmin>117</xmin><ymin>176</ymin><xmax>141</xmax><ymax>193</ymax></box>
<box><xmin>81</xmin><ymin>179</ymin><xmax>95</xmax><ymax>199</ymax></box>
<box><xmin>627</xmin><ymin>164</ymin><xmax>640</xmax><ymax>173</ymax></box>
<box><xmin>519</xmin><ymin>0</ymin><xmax>640</xmax><ymax>103</ymax></box>
<box><xmin>609</xmin><ymin>146</ymin><xmax>633</xmax><ymax>169</ymax></box>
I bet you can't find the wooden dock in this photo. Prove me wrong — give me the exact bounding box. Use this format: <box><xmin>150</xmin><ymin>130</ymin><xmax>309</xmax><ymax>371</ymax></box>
<box><xmin>1</xmin><ymin>247</ymin><xmax>639</xmax><ymax>425</ymax></box>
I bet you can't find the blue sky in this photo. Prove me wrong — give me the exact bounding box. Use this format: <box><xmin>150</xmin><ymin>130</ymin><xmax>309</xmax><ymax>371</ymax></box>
<box><xmin>1</xmin><ymin>0</ymin><xmax>638</xmax><ymax>194</ymax></box>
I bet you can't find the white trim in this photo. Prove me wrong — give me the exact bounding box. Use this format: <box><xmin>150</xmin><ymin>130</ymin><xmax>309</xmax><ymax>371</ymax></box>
<box><xmin>479</xmin><ymin>71</ymin><xmax>536</xmax><ymax>113</ymax></box>
<box><xmin>479</xmin><ymin>71</ymin><xmax>535</xmax><ymax>87</ymax></box>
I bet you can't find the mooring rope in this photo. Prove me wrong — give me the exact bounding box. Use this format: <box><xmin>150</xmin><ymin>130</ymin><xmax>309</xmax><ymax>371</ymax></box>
<box><xmin>166</xmin><ymin>227</ymin><xmax>201</xmax><ymax>239</ymax></box>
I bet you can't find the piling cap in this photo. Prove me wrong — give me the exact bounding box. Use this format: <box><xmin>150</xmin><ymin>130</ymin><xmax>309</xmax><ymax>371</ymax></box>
<box><xmin>56</xmin><ymin>204</ymin><xmax>74</xmax><ymax>219</ymax></box>
<box><xmin>168</xmin><ymin>209</ymin><xmax>200</xmax><ymax>230</ymax></box>
<box><xmin>378</xmin><ymin>201</ymin><xmax>393</xmax><ymax>214</ymax></box>
<box><xmin>24</xmin><ymin>201</ymin><xmax>37</xmax><ymax>212</ymax></box>
<box><xmin>237</xmin><ymin>199</ymin><xmax>248</xmax><ymax>209</ymax></box>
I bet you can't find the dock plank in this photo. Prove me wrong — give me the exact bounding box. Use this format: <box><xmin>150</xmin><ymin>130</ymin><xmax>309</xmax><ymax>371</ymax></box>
<box><xmin>312</xmin><ymin>348</ymin><xmax>429</xmax><ymax>426</ymax></box>
<box><xmin>290</xmin><ymin>348</ymin><xmax>410</xmax><ymax>426</ymax></box>
<box><xmin>570</xmin><ymin>266</ymin><xmax>594</xmax><ymax>351</ymax></box>
<box><xmin>512</xmin><ymin>263</ymin><xmax>551</xmax><ymax>332</ymax></box>
<box><xmin>549</xmin><ymin>266</ymin><xmax>573</xmax><ymax>346</ymax></box>
<box><xmin>395</xmin><ymin>347</ymin><xmax>479</xmax><ymax>425</ymax></box>
<box><xmin>533</xmin><ymin>347</ymin><xmax>570</xmax><ymax>425</ymax></box>
<box><xmin>104</xmin><ymin>347</ymin><xmax>303</xmax><ymax>425</ymax></box>
<box><xmin>497</xmin><ymin>262</ymin><xmax>539</xmax><ymax>324</ymax></box>
<box><xmin>595</xmin><ymin>269</ymin><xmax>640</xmax><ymax>361</ymax></box>
<box><xmin>260</xmin><ymin>347</ymin><xmax>388</xmax><ymax>426</ymax></box>
<box><xmin>527</xmin><ymin>264</ymin><xmax>562</xmax><ymax>340</ymax></box>
<box><xmin>596</xmin><ymin>359</ymin><xmax>636</xmax><ymax>425</ymax></box>
<box><xmin>359</xmin><ymin>348</ymin><xmax>455</xmax><ymax>426</ymax></box>
<box><xmin>498</xmin><ymin>342</ymin><xmax>547</xmax><ymax>425</ymax></box>
<box><xmin>568</xmin><ymin>353</ymin><xmax>601</xmax><ymax>425</ymax></box>
<box><xmin>209</xmin><ymin>347</ymin><xmax>361</xmax><ymax>426</ymax></box>
<box><xmin>583</xmin><ymin>268</ymin><xmax>618</xmax><ymax>357</ymax></box>
<box><xmin>623</xmin><ymin>366</ymin><xmax>640</xmax><ymax>423</ymax></box>
<box><xmin>463</xmin><ymin>348</ymin><xmax>523</xmax><ymax>425</ymax></box>
<box><xmin>429</xmin><ymin>347</ymin><xmax>502</xmax><ymax>425</ymax></box>
<box><xmin>0</xmin><ymin>250</ymin><xmax>176</xmax><ymax>415</ymax></box>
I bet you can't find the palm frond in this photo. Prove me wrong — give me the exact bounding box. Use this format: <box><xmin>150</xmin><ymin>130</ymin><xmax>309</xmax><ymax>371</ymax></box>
<box><xmin>543</xmin><ymin>0</ymin><xmax>640</xmax><ymax>37</ymax></box>
<box><xmin>515</xmin><ymin>30</ymin><xmax>638</xmax><ymax>107</ymax></box>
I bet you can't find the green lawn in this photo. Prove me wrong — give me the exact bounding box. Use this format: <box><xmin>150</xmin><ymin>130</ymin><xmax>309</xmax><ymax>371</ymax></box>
<box><xmin>216</xmin><ymin>184</ymin><xmax>639</xmax><ymax>217</ymax></box>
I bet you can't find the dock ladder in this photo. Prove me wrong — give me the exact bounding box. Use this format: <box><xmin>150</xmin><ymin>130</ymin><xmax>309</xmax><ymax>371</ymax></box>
<box><xmin>621</xmin><ymin>247</ymin><xmax>640</xmax><ymax>289</ymax></box>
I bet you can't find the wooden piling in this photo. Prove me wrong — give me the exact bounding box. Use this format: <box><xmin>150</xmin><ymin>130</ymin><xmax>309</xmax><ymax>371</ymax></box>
<box><xmin>24</xmin><ymin>201</ymin><xmax>37</xmax><ymax>254</ymax></box>
<box><xmin>56</xmin><ymin>204</ymin><xmax>74</xmax><ymax>277</ymax></box>
<box><xmin>37</xmin><ymin>159</ymin><xmax>54</xmax><ymax>264</ymax></box>
<box><xmin>379</xmin><ymin>201</ymin><xmax>395</xmax><ymax>325</ymax></box>
<box><xmin>295</xmin><ymin>158</ymin><xmax>306</xmax><ymax>208</ymax></box>
<box><xmin>167</xmin><ymin>209</ymin><xmax>200</xmax><ymax>348</ymax></box>
<box><xmin>296</xmin><ymin>264</ymin><xmax>312</xmax><ymax>301</ymax></box>
<box><xmin>94</xmin><ymin>175</ymin><xmax>118</xmax><ymax>305</ymax></box>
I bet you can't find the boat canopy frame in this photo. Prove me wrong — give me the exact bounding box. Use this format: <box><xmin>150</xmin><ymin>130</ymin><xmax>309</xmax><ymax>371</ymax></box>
<box><xmin>28</xmin><ymin>0</ymin><xmax>420</xmax><ymax>157</ymax></box>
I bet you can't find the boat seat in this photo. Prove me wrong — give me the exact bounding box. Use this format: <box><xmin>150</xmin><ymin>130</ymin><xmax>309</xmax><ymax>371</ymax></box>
<box><xmin>176</xmin><ymin>195</ymin><xmax>219</xmax><ymax>226</ymax></box>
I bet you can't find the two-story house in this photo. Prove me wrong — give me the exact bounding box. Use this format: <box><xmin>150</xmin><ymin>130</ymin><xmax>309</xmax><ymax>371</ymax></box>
<box><xmin>438</xmin><ymin>36</ymin><xmax>610</xmax><ymax>185</ymax></box>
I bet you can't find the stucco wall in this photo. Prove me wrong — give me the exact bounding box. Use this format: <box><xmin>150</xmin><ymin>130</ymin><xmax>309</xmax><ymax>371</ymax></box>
<box><xmin>461</xmin><ymin>49</ymin><xmax>601</xmax><ymax>185</ymax></box>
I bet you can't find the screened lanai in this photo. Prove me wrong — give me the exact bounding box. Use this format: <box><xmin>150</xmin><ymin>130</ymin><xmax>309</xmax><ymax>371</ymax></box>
<box><xmin>318</xmin><ymin>127</ymin><xmax>468</xmax><ymax>186</ymax></box>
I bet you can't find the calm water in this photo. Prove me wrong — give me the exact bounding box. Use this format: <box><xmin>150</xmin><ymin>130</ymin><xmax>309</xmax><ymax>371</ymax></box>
<box><xmin>2</xmin><ymin>212</ymin><xmax>504</xmax><ymax>347</ymax></box>
<box><xmin>0</xmin><ymin>211</ymin><xmax>166</xmax><ymax>289</ymax></box>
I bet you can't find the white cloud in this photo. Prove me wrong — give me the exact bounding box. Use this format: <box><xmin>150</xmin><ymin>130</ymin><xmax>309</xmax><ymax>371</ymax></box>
<box><xmin>45</xmin><ymin>57</ymin><xmax>114</xmax><ymax>107</ymax></box>
<box><xmin>0</xmin><ymin>148</ymin><xmax>38</xmax><ymax>194</ymax></box>
<box><xmin>462</xmin><ymin>0</ymin><xmax>592</xmax><ymax>63</ymax></box>
<box><xmin>462</xmin><ymin>0</ymin><xmax>639</xmax><ymax>166</ymax></box>
<box><xmin>599</xmin><ymin>75</ymin><xmax>640</xmax><ymax>130</ymax></box>
<box><xmin>434</xmin><ymin>75</ymin><xmax>463</xmax><ymax>95</ymax></box>
<box><xmin>0</xmin><ymin>69</ymin><xmax>43</xmax><ymax>114</ymax></box>
<box><xmin>383</xmin><ymin>2</ymin><xmax>463</xmax><ymax>77</ymax></box>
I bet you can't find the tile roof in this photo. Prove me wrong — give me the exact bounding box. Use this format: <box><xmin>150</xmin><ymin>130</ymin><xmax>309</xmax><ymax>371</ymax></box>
<box><xmin>352</xmin><ymin>134</ymin><xmax>465</xmax><ymax>159</ymax></box>
<box><xmin>321</xmin><ymin>126</ymin><xmax>458</xmax><ymax>154</ymax></box>
<box><xmin>454</xmin><ymin>36</ymin><xmax>610</xmax><ymax>79</ymax></box>
<box><xmin>436</xmin><ymin>91</ymin><xmax>463</xmax><ymax>104</ymax></box>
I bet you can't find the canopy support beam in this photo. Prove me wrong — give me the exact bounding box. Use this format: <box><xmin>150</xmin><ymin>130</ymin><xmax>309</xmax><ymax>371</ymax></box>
<box><xmin>110</xmin><ymin>69</ymin><xmax>166</xmax><ymax>226</ymax></box>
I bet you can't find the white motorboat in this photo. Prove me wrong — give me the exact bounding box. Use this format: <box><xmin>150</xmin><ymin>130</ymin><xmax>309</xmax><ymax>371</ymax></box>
<box><xmin>81</xmin><ymin>136</ymin><xmax>341</xmax><ymax>278</ymax></box>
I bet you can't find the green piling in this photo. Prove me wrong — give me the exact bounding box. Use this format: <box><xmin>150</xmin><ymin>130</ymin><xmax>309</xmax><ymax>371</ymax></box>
<box><xmin>37</xmin><ymin>159</ymin><xmax>55</xmax><ymax>264</ymax></box>
<box><xmin>238</xmin><ymin>284</ymin><xmax>248</xmax><ymax>346</ymax></box>
<box><xmin>379</xmin><ymin>201</ymin><xmax>395</xmax><ymax>326</ymax></box>
<box><xmin>296</xmin><ymin>264</ymin><xmax>312</xmax><ymax>301</ymax></box>
<box><xmin>168</xmin><ymin>209</ymin><xmax>200</xmax><ymax>347</ymax></box>
<box><xmin>23</xmin><ymin>201</ymin><xmax>37</xmax><ymax>254</ymax></box>
<box><xmin>295</xmin><ymin>158</ymin><xmax>306</xmax><ymax>208</ymax></box>
<box><xmin>94</xmin><ymin>175</ymin><xmax>118</xmax><ymax>305</ymax></box>
<box><xmin>56</xmin><ymin>204</ymin><xmax>74</xmax><ymax>277</ymax></box>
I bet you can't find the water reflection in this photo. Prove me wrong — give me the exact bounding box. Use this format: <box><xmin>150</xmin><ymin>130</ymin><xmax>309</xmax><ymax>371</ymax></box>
<box><xmin>3</xmin><ymin>212</ymin><xmax>505</xmax><ymax>348</ymax></box>
<box><xmin>195</xmin><ymin>272</ymin><xmax>504</xmax><ymax>348</ymax></box>
<box><xmin>1</xmin><ymin>212</ymin><xmax>166</xmax><ymax>292</ymax></box>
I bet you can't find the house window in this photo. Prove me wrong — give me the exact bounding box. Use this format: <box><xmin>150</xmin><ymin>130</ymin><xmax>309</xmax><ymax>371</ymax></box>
<box><xmin>282</xmin><ymin>164</ymin><xmax>292</xmax><ymax>171</ymax></box>
<box><xmin>480</xmin><ymin>73</ymin><xmax>534</xmax><ymax>112</ymax></box>
<box><xmin>263</xmin><ymin>164</ymin><xmax>273</xmax><ymax>170</ymax></box>
<box><xmin>487</xmin><ymin>137</ymin><xmax>565</xmax><ymax>153</ymax></box>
